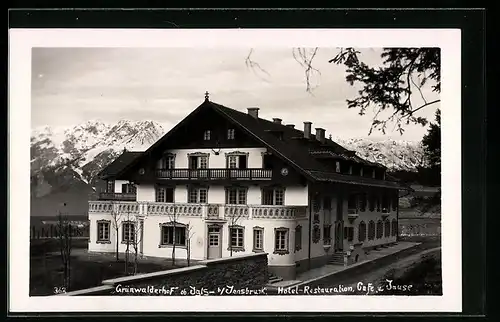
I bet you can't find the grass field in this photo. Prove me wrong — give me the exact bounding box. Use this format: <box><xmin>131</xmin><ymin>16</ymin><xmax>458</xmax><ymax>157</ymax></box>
<box><xmin>30</xmin><ymin>241</ymin><xmax>183</xmax><ymax>296</ymax></box>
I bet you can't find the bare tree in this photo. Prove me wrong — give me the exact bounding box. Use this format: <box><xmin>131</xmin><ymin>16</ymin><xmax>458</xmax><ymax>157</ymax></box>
<box><xmin>57</xmin><ymin>208</ymin><xmax>73</xmax><ymax>290</ymax></box>
<box><xmin>109</xmin><ymin>201</ymin><xmax>123</xmax><ymax>261</ymax></box>
<box><xmin>168</xmin><ymin>206</ymin><xmax>178</xmax><ymax>266</ymax></box>
<box><xmin>186</xmin><ymin>222</ymin><xmax>195</xmax><ymax>267</ymax></box>
<box><xmin>130</xmin><ymin>217</ymin><xmax>144</xmax><ymax>275</ymax></box>
<box><xmin>227</xmin><ymin>207</ymin><xmax>245</xmax><ymax>257</ymax></box>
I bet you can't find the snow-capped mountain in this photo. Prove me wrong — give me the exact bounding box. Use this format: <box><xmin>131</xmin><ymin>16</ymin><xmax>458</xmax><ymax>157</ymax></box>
<box><xmin>30</xmin><ymin>120</ymin><xmax>165</xmax><ymax>198</ymax></box>
<box><xmin>333</xmin><ymin>137</ymin><xmax>425</xmax><ymax>172</ymax></box>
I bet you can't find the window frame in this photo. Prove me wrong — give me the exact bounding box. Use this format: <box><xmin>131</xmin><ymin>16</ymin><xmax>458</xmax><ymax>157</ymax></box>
<box><xmin>96</xmin><ymin>220</ymin><xmax>111</xmax><ymax>244</ymax></box>
<box><xmin>227</xmin><ymin>128</ymin><xmax>235</xmax><ymax>140</ymax></box>
<box><xmin>155</xmin><ymin>185</ymin><xmax>175</xmax><ymax>203</ymax></box>
<box><xmin>295</xmin><ymin>225</ymin><xmax>302</xmax><ymax>251</ymax></box>
<box><xmin>159</xmin><ymin>222</ymin><xmax>187</xmax><ymax>248</ymax></box>
<box><xmin>203</xmin><ymin>130</ymin><xmax>211</xmax><ymax>141</ymax></box>
<box><xmin>273</xmin><ymin>227</ymin><xmax>290</xmax><ymax>255</ymax></box>
<box><xmin>384</xmin><ymin>219</ymin><xmax>391</xmax><ymax>237</ymax></box>
<box><xmin>261</xmin><ymin>186</ymin><xmax>285</xmax><ymax>206</ymax></box>
<box><xmin>228</xmin><ymin>225</ymin><xmax>245</xmax><ymax>252</ymax></box>
<box><xmin>358</xmin><ymin>221</ymin><xmax>367</xmax><ymax>242</ymax></box>
<box><xmin>187</xmin><ymin>186</ymin><xmax>208</xmax><ymax>204</ymax></box>
<box><xmin>252</xmin><ymin>226</ymin><xmax>264</xmax><ymax>252</ymax></box>
<box><xmin>121</xmin><ymin>221</ymin><xmax>136</xmax><ymax>244</ymax></box>
<box><xmin>225</xmin><ymin>186</ymin><xmax>248</xmax><ymax>205</ymax></box>
<box><xmin>376</xmin><ymin>220</ymin><xmax>384</xmax><ymax>239</ymax></box>
<box><xmin>368</xmin><ymin>220</ymin><xmax>376</xmax><ymax>240</ymax></box>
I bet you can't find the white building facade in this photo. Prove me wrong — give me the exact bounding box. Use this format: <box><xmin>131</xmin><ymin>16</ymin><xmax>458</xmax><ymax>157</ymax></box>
<box><xmin>88</xmin><ymin>99</ymin><xmax>403</xmax><ymax>280</ymax></box>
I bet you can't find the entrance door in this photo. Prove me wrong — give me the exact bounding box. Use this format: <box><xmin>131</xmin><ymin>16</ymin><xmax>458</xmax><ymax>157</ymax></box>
<box><xmin>207</xmin><ymin>226</ymin><xmax>222</xmax><ymax>259</ymax></box>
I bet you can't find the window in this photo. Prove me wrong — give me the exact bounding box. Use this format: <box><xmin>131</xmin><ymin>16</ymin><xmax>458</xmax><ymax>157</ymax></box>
<box><xmin>203</xmin><ymin>130</ymin><xmax>211</xmax><ymax>140</ymax></box>
<box><xmin>160</xmin><ymin>224</ymin><xmax>186</xmax><ymax>246</ymax></box>
<box><xmin>227</xmin><ymin>129</ymin><xmax>235</xmax><ymax>140</ymax></box>
<box><xmin>107</xmin><ymin>180</ymin><xmax>115</xmax><ymax>193</ymax></box>
<box><xmin>122</xmin><ymin>222</ymin><xmax>135</xmax><ymax>243</ymax></box>
<box><xmin>225</xmin><ymin>187</ymin><xmax>247</xmax><ymax>204</ymax></box>
<box><xmin>253</xmin><ymin>227</ymin><xmax>264</xmax><ymax>252</ymax></box>
<box><xmin>376</xmin><ymin>196</ymin><xmax>382</xmax><ymax>212</ymax></box>
<box><xmin>97</xmin><ymin>220</ymin><xmax>110</xmax><ymax>243</ymax></box>
<box><xmin>368</xmin><ymin>194</ymin><xmax>376</xmax><ymax>211</ymax></box>
<box><xmin>274</xmin><ymin>228</ymin><xmax>289</xmax><ymax>254</ymax></box>
<box><xmin>228</xmin><ymin>156</ymin><xmax>238</xmax><ymax>169</ymax></box>
<box><xmin>392</xmin><ymin>193</ymin><xmax>398</xmax><ymax>211</ymax></box>
<box><xmin>156</xmin><ymin>186</ymin><xmax>174</xmax><ymax>203</ymax></box>
<box><xmin>391</xmin><ymin>219</ymin><xmax>398</xmax><ymax>236</ymax></box>
<box><xmin>229</xmin><ymin>226</ymin><xmax>244</xmax><ymax>251</ymax></box>
<box><xmin>335</xmin><ymin>161</ymin><xmax>341</xmax><ymax>173</ymax></box>
<box><xmin>358</xmin><ymin>221</ymin><xmax>367</xmax><ymax>242</ymax></box>
<box><xmin>188</xmin><ymin>154</ymin><xmax>209</xmax><ymax>169</ymax></box>
<box><xmin>359</xmin><ymin>193</ymin><xmax>367</xmax><ymax>212</ymax></box>
<box><xmin>368</xmin><ymin>220</ymin><xmax>375</xmax><ymax>240</ymax></box>
<box><xmin>157</xmin><ymin>154</ymin><xmax>175</xmax><ymax>169</ymax></box>
<box><xmin>323</xmin><ymin>225</ymin><xmax>332</xmax><ymax>245</ymax></box>
<box><xmin>188</xmin><ymin>187</ymin><xmax>208</xmax><ymax>203</ymax></box>
<box><xmin>122</xmin><ymin>183</ymin><xmax>137</xmax><ymax>194</ymax></box>
<box><xmin>384</xmin><ymin>220</ymin><xmax>391</xmax><ymax>237</ymax></box>
<box><xmin>295</xmin><ymin>225</ymin><xmax>302</xmax><ymax>251</ymax></box>
<box><xmin>376</xmin><ymin>220</ymin><xmax>383</xmax><ymax>239</ymax></box>
<box><xmin>262</xmin><ymin>187</ymin><xmax>285</xmax><ymax>205</ymax></box>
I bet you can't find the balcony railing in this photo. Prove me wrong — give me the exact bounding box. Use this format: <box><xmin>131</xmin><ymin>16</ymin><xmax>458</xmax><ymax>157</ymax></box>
<box><xmin>155</xmin><ymin>168</ymin><xmax>273</xmax><ymax>180</ymax></box>
<box><xmin>89</xmin><ymin>200</ymin><xmax>306</xmax><ymax>220</ymax></box>
<box><xmin>98</xmin><ymin>192</ymin><xmax>137</xmax><ymax>201</ymax></box>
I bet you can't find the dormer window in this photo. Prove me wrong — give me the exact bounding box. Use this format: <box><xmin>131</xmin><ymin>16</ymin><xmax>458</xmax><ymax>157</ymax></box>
<box><xmin>203</xmin><ymin>130</ymin><xmax>211</xmax><ymax>141</ymax></box>
<box><xmin>227</xmin><ymin>129</ymin><xmax>235</xmax><ymax>140</ymax></box>
<box><xmin>335</xmin><ymin>161</ymin><xmax>340</xmax><ymax>173</ymax></box>
<box><xmin>372</xmin><ymin>169</ymin><xmax>376</xmax><ymax>179</ymax></box>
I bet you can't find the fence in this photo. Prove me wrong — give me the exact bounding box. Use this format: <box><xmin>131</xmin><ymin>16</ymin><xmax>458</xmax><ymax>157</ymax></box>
<box><xmin>399</xmin><ymin>219</ymin><xmax>441</xmax><ymax>237</ymax></box>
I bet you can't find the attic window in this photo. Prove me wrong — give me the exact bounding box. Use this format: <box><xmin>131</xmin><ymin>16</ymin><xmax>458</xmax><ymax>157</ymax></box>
<box><xmin>203</xmin><ymin>130</ymin><xmax>211</xmax><ymax>141</ymax></box>
<box><xmin>227</xmin><ymin>129</ymin><xmax>235</xmax><ymax>140</ymax></box>
<box><xmin>335</xmin><ymin>161</ymin><xmax>340</xmax><ymax>173</ymax></box>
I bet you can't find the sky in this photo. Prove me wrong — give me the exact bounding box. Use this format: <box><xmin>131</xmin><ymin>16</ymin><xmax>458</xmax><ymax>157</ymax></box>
<box><xmin>31</xmin><ymin>47</ymin><xmax>440</xmax><ymax>142</ymax></box>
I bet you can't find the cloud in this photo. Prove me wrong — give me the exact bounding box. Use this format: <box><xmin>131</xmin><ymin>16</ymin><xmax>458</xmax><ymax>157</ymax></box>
<box><xmin>31</xmin><ymin>47</ymin><xmax>439</xmax><ymax>142</ymax></box>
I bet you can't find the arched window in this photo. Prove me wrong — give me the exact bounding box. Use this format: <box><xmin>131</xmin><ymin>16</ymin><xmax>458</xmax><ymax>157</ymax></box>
<box><xmin>391</xmin><ymin>219</ymin><xmax>398</xmax><ymax>236</ymax></box>
<box><xmin>368</xmin><ymin>221</ymin><xmax>375</xmax><ymax>240</ymax></box>
<box><xmin>384</xmin><ymin>219</ymin><xmax>391</xmax><ymax>237</ymax></box>
<box><xmin>376</xmin><ymin>220</ymin><xmax>383</xmax><ymax>239</ymax></box>
<box><xmin>358</xmin><ymin>221</ymin><xmax>367</xmax><ymax>242</ymax></box>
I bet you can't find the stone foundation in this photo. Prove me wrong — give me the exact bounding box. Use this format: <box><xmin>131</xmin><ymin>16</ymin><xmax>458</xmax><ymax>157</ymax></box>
<box><xmin>61</xmin><ymin>253</ymin><xmax>268</xmax><ymax>296</ymax></box>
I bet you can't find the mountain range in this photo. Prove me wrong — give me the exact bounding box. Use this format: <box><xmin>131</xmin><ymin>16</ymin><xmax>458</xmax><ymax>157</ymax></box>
<box><xmin>30</xmin><ymin>120</ymin><xmax>426</xmax><ymax>217</ymax></box>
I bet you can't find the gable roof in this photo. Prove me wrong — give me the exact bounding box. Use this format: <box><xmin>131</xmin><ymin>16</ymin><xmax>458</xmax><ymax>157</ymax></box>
<box><xmin>98</xmin><ymin>151</ymin><xmax>143</xmax><ymax>180</ymax></box>
<box><xmin>114</xmin><ymin>99</ymin><xmax>407</xmax><ymax>190</ymax></box>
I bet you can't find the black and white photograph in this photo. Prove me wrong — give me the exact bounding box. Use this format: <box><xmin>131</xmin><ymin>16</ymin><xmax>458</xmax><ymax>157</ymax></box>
<box><xmin>9</xmin><ymin>28</ymin><xmax>462</xmax><ymax>313</ymax></box>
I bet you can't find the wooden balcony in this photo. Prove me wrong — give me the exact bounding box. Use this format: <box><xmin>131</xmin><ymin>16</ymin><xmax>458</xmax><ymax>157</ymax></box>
<box><xmin>88</xmin><ymin>201</ymin><xmax>306</xmax><ymax>220</ymax></box>
<box><xmin>98</xmin><ymin>192</ymin><xmax>137</xmax><ymax>201</ymax></box>
<box><xmin>155</xmin><ymin>168</ymin><xmax>273</xmax><ymax>181</ymax></box>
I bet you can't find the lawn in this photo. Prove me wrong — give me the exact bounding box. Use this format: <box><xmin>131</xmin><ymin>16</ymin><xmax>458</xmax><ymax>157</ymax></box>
<box><xmin>30</xmin><ymin>240</ymin><xmax>183</xmax><ymax>296</ymax></box>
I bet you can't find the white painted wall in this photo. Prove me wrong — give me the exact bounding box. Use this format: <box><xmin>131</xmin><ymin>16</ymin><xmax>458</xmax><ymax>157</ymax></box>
<box><xmin>136</xmin><ymin>183</ymin><xmax>309</xmax><ymax>206</ymax></box>
<box><xmin>164</xmin><ymin>147</ymin><xmax>268</xmax><ymax>169</ymax></box>
<box><xmin>114</xmin><ymin>180</ymin><xmax>128</xmax><ymax>193</ymax></box>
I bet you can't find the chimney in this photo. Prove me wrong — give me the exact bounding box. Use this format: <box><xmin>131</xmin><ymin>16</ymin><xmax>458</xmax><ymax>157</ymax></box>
<box><xmin>286</xmin><ymin>124</ymin><xmax>295</xmax><ymax>129</ymax></box>
<box><xmin>273</xmin><ymin>118</ymin><xmax>282</xmax><ymax>124</ymax></box>
<box><xmin>247</xmin><ymin>107</ymin><xmax>259</xmax><ymax>119</ymax></box>
<box><xmin>303</xmin><ymin>122</ymin><xmax>312</xmax><ymax>139</ymax></box>
<box><xmin>315</xmin><ymin>128</ymin><xmax>326</xmax><ymax>143</ymax></box>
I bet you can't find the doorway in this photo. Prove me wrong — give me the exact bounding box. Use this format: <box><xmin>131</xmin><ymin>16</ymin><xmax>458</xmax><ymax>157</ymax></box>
<box><xmin>207</xmin><ymin>225</ymin><xmax>222</xmax><ymax>259</ymax></box>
